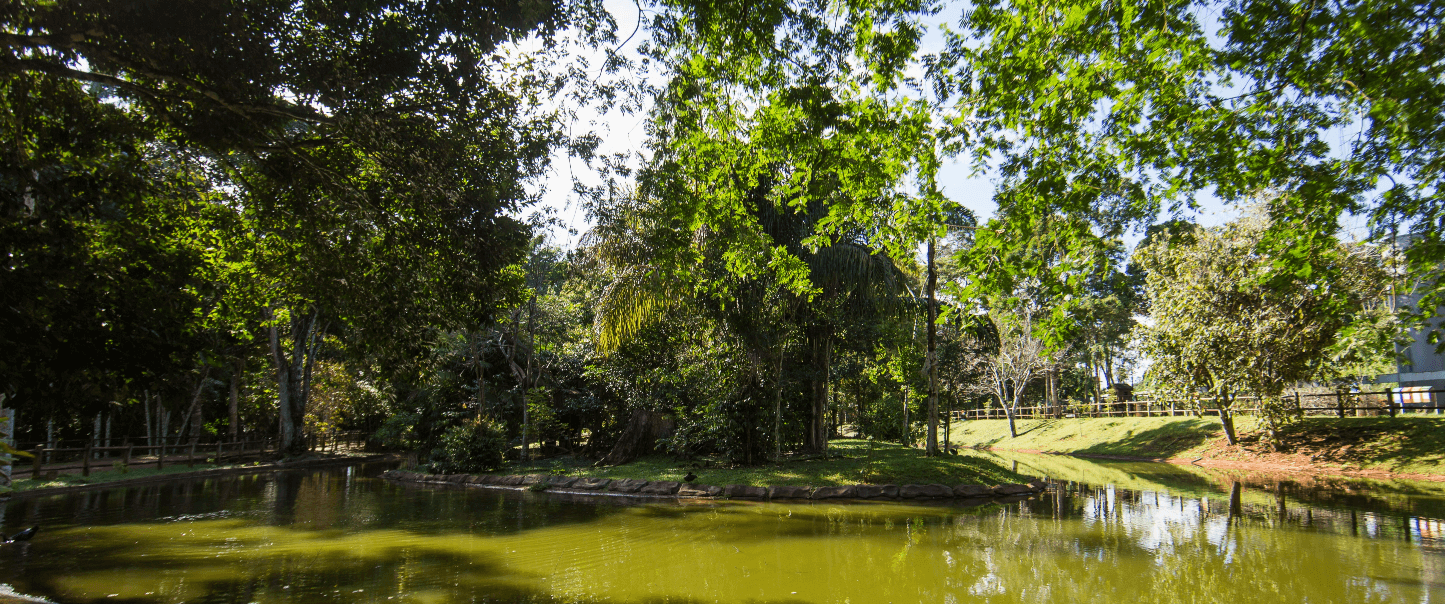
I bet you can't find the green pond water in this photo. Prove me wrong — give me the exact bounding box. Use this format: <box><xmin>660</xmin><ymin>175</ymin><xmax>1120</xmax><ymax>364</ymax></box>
<box><xmin>1</xmin><ymin>456</ymin><xmax>1443</xmax><ymax>604</ymax></box>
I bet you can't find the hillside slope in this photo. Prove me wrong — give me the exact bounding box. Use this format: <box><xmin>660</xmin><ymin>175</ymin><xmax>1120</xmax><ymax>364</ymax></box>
<box><xmin>948</xmin><ymin>416</ymin><xmax>1445</xmax><ymax>479</ymax></box>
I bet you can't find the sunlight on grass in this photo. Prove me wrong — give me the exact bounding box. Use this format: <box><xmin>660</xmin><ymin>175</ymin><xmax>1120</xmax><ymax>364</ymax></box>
<box><xmin>500</xmin><ymin>439</ymin><xmax>1030</xmax><ymax>487</ymax></box>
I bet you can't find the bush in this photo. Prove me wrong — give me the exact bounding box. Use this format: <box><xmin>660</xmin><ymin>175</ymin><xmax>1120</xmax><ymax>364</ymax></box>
<box><xmin>373</xmin><ymin>412</ymin><xmax>421</xmax><ymax>450</ymax></box>
<box><xmin>433</xmin><ymin>419</ymin><xmax>507</xmax><ymax>474</ymax></box>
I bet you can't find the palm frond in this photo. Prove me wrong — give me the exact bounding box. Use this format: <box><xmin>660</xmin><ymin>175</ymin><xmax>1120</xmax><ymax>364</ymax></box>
<box><xmin>595</xmin><ymin>267</ymin><xmax>689</xmax><ymax>353</ymax></box>
<box><xmin>806</xmin><ymin>242</ymin><xmax>909</xmax><ymax>314</ymax></box>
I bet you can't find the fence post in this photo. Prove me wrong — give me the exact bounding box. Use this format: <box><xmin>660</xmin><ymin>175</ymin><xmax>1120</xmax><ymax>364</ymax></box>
<box><xmin>31</xmin><ymin>446</ymin><xmax>43</xmax><ymax>479</ymax></box>
<box><xmin>82</xmin><ymin>440</ymin><xmax>93</xmax><ymax>477</ymax></box>
<box><xmin>1336</xmin><ymin>390</ymin><xmax>1345</xmax><ymax>418</ymax></box>
<box><xmin>216</xmin><ymin>440</ymin><xmax>223</xmax><ymax>464</ymax></box>
<box><xmin>124</xmin><ymin>443</ymin><xmax>133</xmax><ymax>466</ymax></box>
<box><xmin>187</xmin><ymin>442</ymin><xmax>196</xmax><ymax>467</ymax></box>
<box><xmin>1386</xmin><ymin>387</ymin><xmax>1396</xmax><ymax>418</ymax></box>
<box><xmin>157</xmin><ymin>439</ymin><xmax>165</xmax><ymax>470</ymax></box>
<box><xmin>1294</xmin><ymin>391</ymin><xmax>1302</xmax><ymax>414</ymax></box>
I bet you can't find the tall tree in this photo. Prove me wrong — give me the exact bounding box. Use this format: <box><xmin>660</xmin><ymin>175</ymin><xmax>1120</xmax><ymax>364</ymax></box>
<box><xmin>4</xmin><ymin>0</ymin><xmax>608</xmax><ymax>453</ymax></box>
<box><xmin>972</xmin><ymin>306</ymin><xmax>1048</xmax><ymax>438</ymax></box>
<box><xmin>942</xmin><ymin>0</ymin><xmax>1445</xmax><ymax>347</ymax></box>
<box><xmin>0</xmin><ymin>71</ymin><xmax>230</xmax><ymax>419</ymax></box>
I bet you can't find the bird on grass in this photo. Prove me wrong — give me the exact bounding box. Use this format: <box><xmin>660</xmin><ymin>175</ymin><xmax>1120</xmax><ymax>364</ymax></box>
<box><xmin>683</xmin><ymin>471</ymin><xmax>697</xmax><ymax>483</ymax></box>
<box><xmin>3</xmin><ymin>526</ymin><xmax>38</xmax><ymax>543</ymax></box>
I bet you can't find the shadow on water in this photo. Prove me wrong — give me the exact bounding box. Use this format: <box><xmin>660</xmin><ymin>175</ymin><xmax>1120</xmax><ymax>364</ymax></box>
<box><xmin>4</xmin><ymin>457</ymin><xmax>1445</xmax><ymax>603</ymax></box>
<box><xmin>0</xmin><ymin>463</ymin><xmax>1019</xmax><ymax>604</ymax></box>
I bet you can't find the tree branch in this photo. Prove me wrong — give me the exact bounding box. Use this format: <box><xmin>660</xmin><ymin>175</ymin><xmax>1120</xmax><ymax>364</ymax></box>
<box><xmin>0</xmin><ymin>56</ymin><xmax>336</xmax><ymax>125</ymax></box>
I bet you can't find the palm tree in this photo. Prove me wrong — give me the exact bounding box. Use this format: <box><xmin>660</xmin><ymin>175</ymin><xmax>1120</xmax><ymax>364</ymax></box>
<box><xmin>592</xmin><ymin>185</ymin><xmax>909</xmax><ymax>457</ymax></box>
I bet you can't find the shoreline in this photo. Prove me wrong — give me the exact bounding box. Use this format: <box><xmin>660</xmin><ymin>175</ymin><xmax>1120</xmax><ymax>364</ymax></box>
<box><xmin>381</xmin><ymin>469</ymin><xmax>1047</xmax><ymax>503</ymax></box>
<box><xmin>1</xmin><ymin>453</ymin><xmax>400</xmax><ymax>499</ymax></box>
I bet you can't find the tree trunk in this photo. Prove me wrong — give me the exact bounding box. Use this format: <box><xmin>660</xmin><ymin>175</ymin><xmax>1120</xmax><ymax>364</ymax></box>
<box><xmin>598</xmin><ymin>409</ymin><xmax>674</xmax><ymax>466</ymax></box>
<box><xmin>901</xmin><ymin>385</ymin><xmax>910</xmax><ymax>446</ymax></box>
<box><xmin>926</xmin><ymin>238</ymin><xmax>939</xmax><ymax>456</ymax></box>
<box><xmin>774</xmin><ymin>350</ymin><xmax>784</xmax><ymax>463</ymax></box>
<box><xmin>1048</xmin><ymin>365</ymin><xmax>1061</xmax><ymax>419</ymax></box>
<box><xmin>1092</xmin><ymin>359</ymin><xmax>1102</xmax><ymax>414</ymax></box>
<box><xmin>523</xmin><ymin>294</ymin><xmax>536</xmax><ymax>462</ymax></box>
<box><xmin>144</xmin><ymin>390</ymin><xmax>153</xmax><ymax>447</ymax></box>
<box><xmin>229</xmin><ymin>359</ymin><xmax>241</xmax><ymax>440</ymax></box>
<box><xmin>804</xmin><ymin>327</ymin><xmax>831</xmax><ymax>455</ymax></box>
<box><xmin>945</xmin><ymin>379</ymin><xmax>954</xmax><ymax>446</ymax></box>
<box><xmin>473</xmin><ymin>332</ymin><xmax>487</xmax><ymax>419</ymax></box>
<box><xmin>1219</xmin><ymin>408</ymin><xmax>1238</xmax><ymax>445</ymax></box>
<box><xmin>268</xmin><ymin>306</ymin><xmax>322</xmax><ymax>457</ymax></box>
<box><xmin>1218</xmin><ymin>388</ymin><xmax>1238</xmax><ymax>445</ymax></box>
<box><xmin>854</xmin><ymin>377</ymin><xmax>863</xmax><ymax>435</ymax></box>
<box><xmin>186</xmin><ymin>365</ymin><xmax>210</xmax><ymax>446</ymax></box>
<box><xmin>1007</xmin><ymin>381</ymin><xmax>1030</xmax><ymax>438</ymax></box>
<box><xmin>1103</xmin><ymin>346</ymin><xmax>1115</xmax><ymax>387</ymax></box>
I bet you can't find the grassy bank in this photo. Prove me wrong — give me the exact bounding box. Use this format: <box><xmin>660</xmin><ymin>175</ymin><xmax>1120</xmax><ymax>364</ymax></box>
<box><xmin>6</xmin><ymin>461</ymin><xmax>269</xmax><ymax>493</ymax></box>
<box><xmin>4</xmin><ymin>452</ymin><xmax>378</xmax><ymax>495</ymax></box>
<box><xmin>948</xmin><ymin>416</ymin><xmax>1445</xmax><ymax>476</ymax></box>
<box><xmin>499</xmin><ymin>439</ymin><xmax>1031</xmax><ymax>487</ymax></box>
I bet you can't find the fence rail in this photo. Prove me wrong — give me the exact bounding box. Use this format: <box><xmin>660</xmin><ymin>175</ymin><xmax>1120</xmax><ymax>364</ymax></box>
<box><xmin>13</xmin><ymin>430</ymin><xmax>370</xmax><ymax>479</ymax></box>
<box><xmin>958</xmin><ymin>388</ymin><xmax>1445</xmax><ymax>421</ymax></box>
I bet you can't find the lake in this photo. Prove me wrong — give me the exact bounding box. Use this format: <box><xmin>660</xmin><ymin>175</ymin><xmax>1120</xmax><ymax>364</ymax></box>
<box><xmin>1</xmin><ymin>454</ymin><xmax>1442</xmax><ymax>603</ymax></box>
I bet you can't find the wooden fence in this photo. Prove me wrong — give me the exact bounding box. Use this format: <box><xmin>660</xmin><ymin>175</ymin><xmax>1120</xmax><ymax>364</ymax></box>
<box><xmin>959</xmin><ymin>388</ymin><xmax>1445</xmax><ymax>421</ymax></box>
<box><xmin>15</xmin><ymin>430</ymin><xmax>369</xmax><ymax>479</ymax></box>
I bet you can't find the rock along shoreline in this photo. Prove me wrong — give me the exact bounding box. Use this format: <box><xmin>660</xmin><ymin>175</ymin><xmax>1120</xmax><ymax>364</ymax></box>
<box><xmin>381</xmin><ymin>470</ymin><xmax>1046</xmax><ymax>502</ymax></box>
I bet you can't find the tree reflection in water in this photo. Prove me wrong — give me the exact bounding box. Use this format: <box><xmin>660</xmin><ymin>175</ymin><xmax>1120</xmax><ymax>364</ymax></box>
<box><xmin>0</xmin><ymin>459</ymin><xmax>1442</xmax><ymax>603</ymax></box>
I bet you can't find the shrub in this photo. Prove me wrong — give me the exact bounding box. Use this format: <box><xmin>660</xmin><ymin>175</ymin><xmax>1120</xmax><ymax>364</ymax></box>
<box><xmin>433</xmin><ymin>419</ymin><xmax>507</xmax><ymax>474</ymax></box>
<box><xmin>373</xmin><ymin>412</ymin><xmax>421</xmax><ymax>450</ymax></box>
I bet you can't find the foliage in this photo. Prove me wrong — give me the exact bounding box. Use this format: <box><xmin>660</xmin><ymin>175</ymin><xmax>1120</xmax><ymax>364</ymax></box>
<box><xmin>373</xmin><ymin>412</ymin><xmax>422</xmax><ymax>451</ymax></box>
<box><xmin>1136</xmin><ymin>212</ymin><xmax>1386</xmax><ymax>444</ymax></box>
<box><xmin>969</xmin><ymin>308</ymin><xmax>1048</xmax><ymax>438</ymax></box>
<box><xmin>6</xmin><ymin>0</ymin><xmax>1441</xmax><ymax>475</ymax></box>
<box><xmin>942</xmin><ymin>0</ymin><xmax>1445</xmax><ymax>349</ymax></box>
<box><xmin>1</xmin><ymin>0</ymin><xmax>610</xmax><ymax>455</ymax></box>
<box><xmin>433</xmin><ymin>419</ymin><xmax>508</xmax><ymax>474</ymax></box>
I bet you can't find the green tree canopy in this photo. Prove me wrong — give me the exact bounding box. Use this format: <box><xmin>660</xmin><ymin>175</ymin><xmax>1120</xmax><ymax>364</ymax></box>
<box><xmin>1136</xmin><ymin>212</ymin><xmax>1387</xmax><ymax>444</ymax></box>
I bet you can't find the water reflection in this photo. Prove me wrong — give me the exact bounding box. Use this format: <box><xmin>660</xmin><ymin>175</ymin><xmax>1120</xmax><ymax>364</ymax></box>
<box><xmin>0</xmin><ymin>459</ymin><xmax>1441</xmax><ymax>603</ymax></box>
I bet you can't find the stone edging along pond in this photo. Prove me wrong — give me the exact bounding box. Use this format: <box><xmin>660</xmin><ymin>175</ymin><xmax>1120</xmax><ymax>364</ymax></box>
<box><xmin>381</xmin><ymin>470</ymin><xmax>1046</xmax><ymax>502</ymax></box>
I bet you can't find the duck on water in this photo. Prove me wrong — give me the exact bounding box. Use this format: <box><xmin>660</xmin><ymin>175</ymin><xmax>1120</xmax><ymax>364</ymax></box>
<box><xmin>3</xmin><ymin>526</ymin><xmax>38</xmax><ymax>544</ymax></box>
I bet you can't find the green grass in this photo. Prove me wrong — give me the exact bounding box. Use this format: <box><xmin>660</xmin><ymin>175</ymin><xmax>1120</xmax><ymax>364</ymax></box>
<box><xmin>975</xmin><ymin>448</ymin><xmax>1233</xmax><ymax>498</ymax></box>
<box><xmin>949</xmin><ymin>415</ymin><xmax>1445</xmax><ymax>476</ymax></box>
<box><xmin>948</xmin><ymin>416</ymin><xmax>1231</xmax><ymax>459</ymax></box>
<box><xmin>497</xmin><ymin>439</ymin><xmax>1031</xmax><ymax>487</ymax></box>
